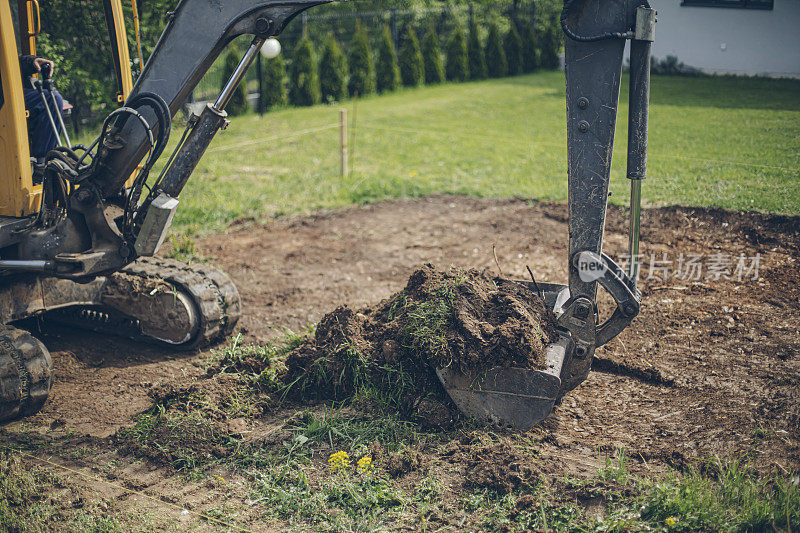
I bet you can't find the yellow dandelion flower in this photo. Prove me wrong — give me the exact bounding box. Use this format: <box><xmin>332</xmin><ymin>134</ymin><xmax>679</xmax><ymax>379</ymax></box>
<box><xmin>328</xmin><ymin>450</ymin><xmax>351</xmax><ymax>471</ymax></box>
<box><xmin>665</xmin><ymin>517</ymin><xmax>677</xmax><ymax>527</ymax></box>
<box><xmin>357</xmin><ymin>456</ymin><xmax>373</xmax><ymax>473</ymax></box>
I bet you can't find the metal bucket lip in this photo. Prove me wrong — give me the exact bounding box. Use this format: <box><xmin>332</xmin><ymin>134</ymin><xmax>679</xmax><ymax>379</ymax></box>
<box><xmin>436</xmin><ymin>335</ymin><xmax>570</xmax><ymax>430</ymax></box>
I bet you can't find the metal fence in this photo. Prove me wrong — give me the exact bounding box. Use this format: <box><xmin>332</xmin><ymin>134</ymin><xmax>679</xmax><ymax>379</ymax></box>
<box><xmin>192</xmin><ymin>2</ymin><xmax>540</xmax><ymax>103</ymax></box>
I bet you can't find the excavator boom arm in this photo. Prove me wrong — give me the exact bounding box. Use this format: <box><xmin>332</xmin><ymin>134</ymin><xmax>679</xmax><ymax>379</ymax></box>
<box><xmin>89</xmin><ymin>0</ymin><xmax>331</xmax><ymax>199</ymax></box>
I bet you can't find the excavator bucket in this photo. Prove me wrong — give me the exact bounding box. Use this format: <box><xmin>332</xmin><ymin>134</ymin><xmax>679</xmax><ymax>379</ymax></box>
<box><xmin>435</xmin><ymin>283</ymin><xmax>572</xmax><ymax>430</ymax></box>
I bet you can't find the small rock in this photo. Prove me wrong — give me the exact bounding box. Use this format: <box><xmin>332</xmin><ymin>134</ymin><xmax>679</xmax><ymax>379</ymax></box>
<box><xmin>227</xmin><ymin>418</ymin><xmax>247</xmax><ymax>435</ymax></box>
<box><xmin>381</xmin><ymin>340</ymin><xmax>400</xmax><ymax>361</ymax></box>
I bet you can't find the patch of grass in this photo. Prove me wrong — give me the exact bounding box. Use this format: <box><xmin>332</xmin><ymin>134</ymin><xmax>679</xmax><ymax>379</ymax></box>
<box><xmin>323</xmin><ymin>469</ymin><xmax>406</xmax><ymax>527</ymax></box>
<box><xmin>0</xmin><ymin>451</ymin><xmax>57</xmax><ymax>530</ymax></box>
<box><xmin>639</xmin><ymin>458</ymin><xmax>800</xmax><ymax>532</ymax></box>
<box><xmin>353</xmin><ymin>358</ymin><xmax>427</xmax><ymax>417</ymax></box>
<box><xmin>395</xmin><ymin>282</ymin><xmax>457</xmax><ymax>366</ymax></box>
<box><xmin>118</xmin><ymin>404</ymin><xmax>234</xmax><ymax>473</ymax></box>
<box><xmin>215</xmin><ymin>329</ymin><xmax>310</xmax><ymax>389</ymax></box>
<box><xmin>290</xmin><ymin>408</ymin><xmax>423</xmax><ymax>454</ymax></box>
<box><xmin>164</xmin><ymin>233</ymin><xmax>207</xmax><ymax>263</ymax></box>
<box><xmin>246</xmin><ymin>423</ymin><xmax>410</xmax><ymax>531</ymax></box>
<box><xmin>455</xmin><ymin>454</ymin><xmax>800</xmax><ymax>532</ymax></box>
<box><xmin>598</xmin><ymin>447</ymin><xmax>631</xmax><ymax>486</ymax></box>
<box><xmin>117</xmin><ymin>72</ymin><xmax>800</xmax><ymax>237</ymax></box>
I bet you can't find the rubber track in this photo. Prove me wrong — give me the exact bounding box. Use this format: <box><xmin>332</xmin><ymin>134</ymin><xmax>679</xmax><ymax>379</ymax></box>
<box><xmin>118</xmin><ymin>257</ymin><xmax>241</xmax><ymax>349</ymax></box>
<box><xmin>0</xmin><ymin>325</ymin><xmax>53</xmax><ymax>422</ymax></box>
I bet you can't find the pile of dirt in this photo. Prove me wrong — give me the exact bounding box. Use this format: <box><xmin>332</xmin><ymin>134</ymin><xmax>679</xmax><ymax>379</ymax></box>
<box><xmin>272</xmin><ymin>264</ymin><xmax>557</xmax><ymax>417</ymax></box>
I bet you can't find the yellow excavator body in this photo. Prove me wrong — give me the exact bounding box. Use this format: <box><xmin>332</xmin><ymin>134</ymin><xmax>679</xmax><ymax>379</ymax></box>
<box><xmin>0</xmin><ymin>0</ymin><xmax>134</xmax><ymax>218</ymax></box>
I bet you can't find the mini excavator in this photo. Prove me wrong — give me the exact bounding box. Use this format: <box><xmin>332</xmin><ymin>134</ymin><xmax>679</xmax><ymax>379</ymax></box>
<box><xmin>0</xmin><ymin>0</ymin><xmax>653</xmax><ymax>428</ymax></box>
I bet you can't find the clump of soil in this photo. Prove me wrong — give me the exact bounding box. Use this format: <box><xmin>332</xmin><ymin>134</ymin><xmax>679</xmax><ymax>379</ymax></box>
<box><xmin>115</xmin><ymin>408</ymin><xmax>233</xmax><ymax>468</ymax></box>
<box><xmin>465</xmin><ymin>442</ymin><xmax>540</xmax><ymax>494</ymax></box>
<box><xmin>384</xmin><ymin>448</ymin><xmax>426</xmax><ymax>478</ymax></box>
<box><xmin>279</xmin><ymin>264</ymin><xmax>558</xmax><ymax>416</ymax></box>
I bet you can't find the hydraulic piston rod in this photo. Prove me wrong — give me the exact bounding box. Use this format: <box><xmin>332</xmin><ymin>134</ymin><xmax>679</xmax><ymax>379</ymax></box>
<box><xmin>157</xmin><ymin>34</ymin><xmax>266</xmax><ymax>199</ymax></box>
<box><xmin>625</xmin><ymin>7</ymin><xmax>655</xmax><ymax>288</ymax></box>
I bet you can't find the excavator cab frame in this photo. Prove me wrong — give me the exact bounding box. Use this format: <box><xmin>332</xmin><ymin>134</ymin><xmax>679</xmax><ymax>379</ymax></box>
<box><xmin>0</xmin><ymin>0</ymin><xmax>134</xmax><ymax>218</ymax></box>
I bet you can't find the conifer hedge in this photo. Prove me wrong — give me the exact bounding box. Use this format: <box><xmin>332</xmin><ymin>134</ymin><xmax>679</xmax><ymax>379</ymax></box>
<box><xmin>467</xmin><ymin>21</ymin><xmax>487</xmax><ymax>80</ymax></box>
<box><xmin>221</xmin><ymin>50</ymin><xmax>249</xmax><ymax>115</ymax></box>
<box><xmin>422</xmin><ymin>24</ymin><xmax>445</xmax><ymax>84</ymax></box>
<box><xmin>505</xmin><ymin>23</ymin><xmax>523</xmax><ymax>76</ymax></box>
<box><xmin>348</xmin><ymin>22</ymin><xmax>376</xmax><ymax>97</ymax></box>
<box><xmin>485</xmin><ymin>22</ymin><xmax>507</xmax><ymax>78</ymax></box>
<box><xmin>261</xmin><ymin>55</ymin><xmax>287</xmax><ymax>111</ymax></box>
<box><xmin>399</xmin><ymin>26</ymin><xmax>425</xmax><ymax>87</ymax></box>
<box><xmin>376</xmin><ymin>25</ymin><xmax>401</xmax><ymax>93</ymax></box>
<box><xmin>289</xmin><ymin>37</ymin><xmax>321</xmax><ymax>106</ymax></box>
<box><xmin>520</xmin><ymin>23</ymin><xmax>540</xmax><ymax>73</ymax></box>
<box><xmin>319</xmin><ymin>33</ymin><xmax>348</xmax><ymax>103</ymax></box>
<box><xmin>446</xmin><ymin>24</ymin><xmax>469</xmax><ymax>81</ymax></box>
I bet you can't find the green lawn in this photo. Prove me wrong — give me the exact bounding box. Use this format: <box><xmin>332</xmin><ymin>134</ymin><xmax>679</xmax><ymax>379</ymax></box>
<box><xmin>162</xmin><ymin>71</ymin><xmax>800</xmax><ymax>234</ymax></box>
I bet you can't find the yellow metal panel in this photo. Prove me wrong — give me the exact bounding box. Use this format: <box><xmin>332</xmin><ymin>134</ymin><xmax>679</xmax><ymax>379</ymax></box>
<box><xmin>104</xmin><ymin>0</ymin><xmax>139</xmax><ymax>188</ymax></box>
<box><xmin>22</xmin><ymin>0</ymin><xmax>39</xmax><ymax>56</ymax></box>
<box><xmin>108</xmin><ymin>0</ymin><xmax>133</xmax><ymax>101</ymax></box>
<box><xmin>0</xmin><ymin>0</ymin><xmax>40</xmax><ymax>218</ymax></box>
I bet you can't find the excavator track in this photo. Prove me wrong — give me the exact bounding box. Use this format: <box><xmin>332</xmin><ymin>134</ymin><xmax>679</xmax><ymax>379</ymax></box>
<box><xmin>118</xmin><ymin>257</ymin><xmax>241</xmax><ymax>348</ymax></box>
<box><xmin>46</xmin><ymin>258</ymin><xmax>241</xmax><ymax>349</ymax></box>
<box><xmin>0</xmin><ymin>325</ymin><xmax>53</xmax><ymax>423</ymax></box>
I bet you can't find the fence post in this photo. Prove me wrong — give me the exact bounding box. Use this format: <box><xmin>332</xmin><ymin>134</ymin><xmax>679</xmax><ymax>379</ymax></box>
<box><xmin>340</xmin><ymin>108</ymin><xmax>348</xmax><ymax>178</ymax></box>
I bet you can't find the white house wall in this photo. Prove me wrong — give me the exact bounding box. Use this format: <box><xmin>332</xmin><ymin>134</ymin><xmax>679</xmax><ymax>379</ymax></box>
<box><xmin>643</xmin><ymin>0</ymin><xmax>800</xmax><ymax>78</ymax></box>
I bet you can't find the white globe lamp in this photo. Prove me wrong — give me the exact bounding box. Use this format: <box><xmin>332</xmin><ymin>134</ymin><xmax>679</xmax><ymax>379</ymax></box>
<box><xmin>260</xmin><ymin>38</ymin><xmax>282</xmax><ymax>59</ymax></box>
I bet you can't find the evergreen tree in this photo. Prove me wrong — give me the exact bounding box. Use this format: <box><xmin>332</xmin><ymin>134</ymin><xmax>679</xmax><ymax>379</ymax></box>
<box><xmin>348</xmin><ymin>21</ymin><xmax>376</xmax><ymax>96</ymax></box>
<box><xmin>421</xmin><ymin>24</ymin><xmax>445</xmax><ymax>84</ymax></box>
<box><xmin>399</xmin><ymin>26</ymin><xmax>425</xmax><ymax>87</ymax></box>
<box><xmin>467</xmin><ymin>21</ymin><xmax>486</xmax><ymax>80</ymax></box>
<box><xmin>290</xmin><ymin>37</ymin><xmax>321</xmax><ymax>106</ymax></box>
<box><xmin>319</xmin><ymin>33</ymin><xmax>348</xmax><ymax>103</ymax></box>
<box><xmin>261</xmin><ymin>54</ymin><xmax>287</xmax><ymax>111</ymax></box>
<box><xmin>536</xmin><ymin>0</ymin><xmax>563</xmax><ymax>70</ymax></box>
<box><xmin>520</xmin><ymin>23</ymin><xmax>540</xmax><ymax>73</ymax></box>
<box><xmin>376</xmin><ymin>25</ymin><xmax>401</xmax><ymax>93</ymax></box>
<box><xmin>504</xmin><ymin>23</ymin><xmax>523</xmax><ymax>76</ymax></box>
<box><xmin>485</xmin><ymin>22</ymin><xmax>507</xmax><ymax>78</ymax></box>
<box><xmin>221</xmin><ymin>50</ymin><xmax>249</xmax><ymax>116</ymax></box>
<box><xmin>446</xmin><ymin>24</ymin><xmax>468</xmax><ymax>81</ymax></box>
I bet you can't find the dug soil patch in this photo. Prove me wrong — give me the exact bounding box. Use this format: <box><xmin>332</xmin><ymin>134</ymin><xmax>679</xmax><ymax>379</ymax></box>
<box><xmin>8</xmin><ymin>197</ymin><xmax>800</xmax><ymax>531</ymax></box>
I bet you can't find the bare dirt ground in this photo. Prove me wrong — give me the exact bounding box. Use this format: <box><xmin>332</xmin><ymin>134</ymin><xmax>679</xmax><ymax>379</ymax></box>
<box><xmin>3</xmin><ymin>195</ymin><xmax>799</xmax><ymax>530</ymax></box>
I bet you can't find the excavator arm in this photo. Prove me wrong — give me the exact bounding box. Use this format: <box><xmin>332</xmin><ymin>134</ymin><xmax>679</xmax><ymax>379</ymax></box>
<box><xmin>558</xmin><ymin>0</ymin><xmax>655</xmax><ymax>392</ymax></box>
<box><xmin>90</xmin><ymin>0</ymin><xmax>331</xmax><ymax>199</ymax></box>
<box><xmin>437</xmin><ymin>0</ymin><xmax>656</xmax><ymax>428</ymax></box>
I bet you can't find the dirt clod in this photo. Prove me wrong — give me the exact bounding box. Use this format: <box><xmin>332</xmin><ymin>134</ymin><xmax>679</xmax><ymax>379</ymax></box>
<box><xmin>384</xmin><ymin>448</ymin><xmax>425</xmax><ymax>478</ymax></box>
<box><xmin>465</xmin><ymin>442</ymin><xmax>540</xmax><ymax>494</ymax></box>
